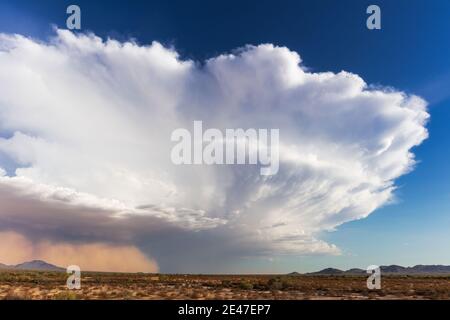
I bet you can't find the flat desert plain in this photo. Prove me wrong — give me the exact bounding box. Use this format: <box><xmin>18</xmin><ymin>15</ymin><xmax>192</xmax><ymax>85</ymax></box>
<box><xmin>0</xmin><ymin>270</ymin><xmax>449</xmax><ymax>300</ymax></box>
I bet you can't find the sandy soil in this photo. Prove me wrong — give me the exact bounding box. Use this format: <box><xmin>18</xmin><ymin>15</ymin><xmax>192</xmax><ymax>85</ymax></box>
<box><xmin>1</xmin><ymin>270</ymin><xmax>449</xmax><ymax>300</ymax></box>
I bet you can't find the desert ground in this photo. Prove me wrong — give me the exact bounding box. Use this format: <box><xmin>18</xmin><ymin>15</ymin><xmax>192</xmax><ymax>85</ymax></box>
<box><xmin>0</xmin><ymin>270</ymin><xmax>449</xmax><ymax>300</ymax></box>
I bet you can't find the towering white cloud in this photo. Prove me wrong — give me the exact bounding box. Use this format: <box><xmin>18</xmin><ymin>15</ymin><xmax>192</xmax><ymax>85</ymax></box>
<box><xmin>0</xmin><ymin>30</ymin><xmax>429</xmax><ymax>271</ymax></box>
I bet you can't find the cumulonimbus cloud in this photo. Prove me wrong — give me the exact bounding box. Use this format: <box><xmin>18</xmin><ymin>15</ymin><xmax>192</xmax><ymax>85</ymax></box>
<box><xmin>0</xmin><ymin>30</ymin><xmax>429</xmax><ymax>272</ymax></box>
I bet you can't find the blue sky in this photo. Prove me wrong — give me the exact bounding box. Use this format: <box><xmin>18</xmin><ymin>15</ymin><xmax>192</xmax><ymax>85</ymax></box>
<box><xmin>0</xmin><ymin>0</ymin><xmax>449</xmax><ymax>273</ymax></box>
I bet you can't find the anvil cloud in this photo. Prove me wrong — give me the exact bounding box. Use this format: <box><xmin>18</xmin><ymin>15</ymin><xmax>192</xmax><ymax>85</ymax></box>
<box><xmin>0</xmin><ymin>30</ymin><xmax>429</xmax><ymax>272</ymax></box>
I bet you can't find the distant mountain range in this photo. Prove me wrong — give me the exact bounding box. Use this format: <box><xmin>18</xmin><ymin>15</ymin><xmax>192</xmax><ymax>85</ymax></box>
<box><xmin>0</xmin><ymin>260</ymin><xmax>64</xmax><ymax>272</ymax></box>
<box><xmin>2</xmin><ymin>260</ymin><xmax>450</xmax><ymax>274</ymax></box>
<box><xmin>291</xmin><ymin>265</ymin><xmax>450</xmax><ymax>276</ymax></box>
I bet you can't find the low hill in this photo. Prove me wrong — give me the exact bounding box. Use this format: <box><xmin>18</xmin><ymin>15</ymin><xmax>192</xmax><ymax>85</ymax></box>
<box><xmin>308</xmin><ymin>268</ymin><xmax>344</xmax><ymax>275</ymax></box>
<box><xmin>0</xmin><ymin>263</ymin><xmax>12</xmax><ymax>269</ymax></box>
<box><xmin>295</xmin><ymin>265</ymin><xmax>450</xmax><ymax>276</ymax></box>
<box><xmin>10</xmin><ymin>260</ymin><xmax>64</xmax><ymax>272</ymax></box>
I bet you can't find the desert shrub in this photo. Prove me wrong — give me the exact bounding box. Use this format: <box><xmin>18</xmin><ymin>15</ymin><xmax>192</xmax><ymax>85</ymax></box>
<box><xmin>159</xmin><ymin>274</ymin><xmax>170</xmax><ymax>282</ymax></box>
<box><xmin>238</xmin><ymin>281</ymin><xmax>254</xmax><ymax>290</ymax></box>
<box><xmin>267</xmin><ymin>278</ymin><xmax>284</xmax><ymax>290</ymax></box>
<box><xmin>221</xmin><ymin>280</ymin><xmax>232</xmax><ymax>288</ymax></box>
